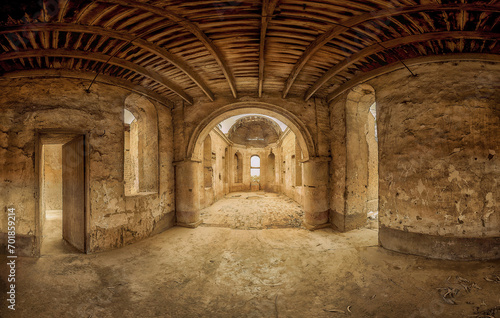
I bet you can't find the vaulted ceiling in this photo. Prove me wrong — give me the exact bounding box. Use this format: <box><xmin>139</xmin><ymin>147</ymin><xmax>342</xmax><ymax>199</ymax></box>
<box><xmin>0</xmin><ymin>0</ymin><xmax>498</xmax><ymax>106</ymax></box>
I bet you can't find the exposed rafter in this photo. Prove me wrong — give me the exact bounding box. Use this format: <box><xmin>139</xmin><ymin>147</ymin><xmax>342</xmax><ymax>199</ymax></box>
<box><xmin>0</xmin><ymin>23</ymin><xmax>215</xmax><ymax>101</ymax></box>
<box><xmin>282</xmin><ymin>3</ymin><xmax>500</xmax><ymax>98</ymax></box>
<box><xmin>0</xmin><ymin>69</ymin><xmax>172</xmax><ymax>107</ymax></box>
<box><xmin>96</xmin><ymin>0</ymin><xmax>238</xmax><ymax>98</ymax></box>
<box><xmin>326</xmin><ymin>53</ymin><xmax>500</xmax><ymax>103</ymax></box>
<box><xmin>306</xmin><ymin>31</ymin><xmax>500</xmax><ymax>101</ymax></box>
<box><xmin>258</xmin><ymin>0</ymin><xmax>280</xmax><ymax>97</ymax></box>
<box><xmin>0</xmin><ymin>49</ymin><xmax>194</xmax><ymax>104</ymax></box>
<box><xmin>0</xmin><ymin>1</ymin><xmax>498</xmax><ymax>103</ymax></box>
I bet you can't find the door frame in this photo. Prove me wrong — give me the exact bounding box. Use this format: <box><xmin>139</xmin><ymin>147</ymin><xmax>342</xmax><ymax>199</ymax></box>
<box><xmin>35</xmin><ymin>129</ymin><xmax>90</xmax><ymax>256</ymax></box>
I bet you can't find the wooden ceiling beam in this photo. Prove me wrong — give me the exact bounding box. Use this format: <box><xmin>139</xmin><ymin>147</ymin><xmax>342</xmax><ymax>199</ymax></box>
<box><xmin>259</xmin><ymin>0</ymin><xmax>280</xmax><ymax>97</ymax></box>
<box><xmin>0</xmin><ymin>69</ymin><xmax>173</xmax><ymax>107</ymax></box>
<box><xmin>306</xmin><ymin>31</ymin><xmax>500</xmax><ymax>101</ymax></box>
<box><xmin>0</xmin><ymin>49</ymin><xmax>193</xmax><ymax>104</ymax></box>
<box><xmin>0</xmin><ymin>23</ymin><xmax>214</xmax><ymax>101</ymax></box>
<box><xmin>97</xmin><ymin>0</ymin><xmax>238</xmax><ymax>98</ymax></box>
<box><xmin>326</xmin><ymin>53</ymin><xmax>500</xmax><ymax>103</ymax></box>
<box><xmin>282</xmin><ymin>3</ymin><xmax>500</xmax><ymax>98</ymax></box>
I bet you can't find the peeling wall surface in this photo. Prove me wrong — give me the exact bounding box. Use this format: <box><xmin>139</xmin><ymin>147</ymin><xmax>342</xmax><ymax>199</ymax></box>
<box><xmin>370</xmin><ymin>62</ymin><xmax>500</xmax><ymax>260</ymax></box>
<box><xmin>0</xmin><ymin>78</ymin><xmax>175</xmax><ymax>256</ymax></box>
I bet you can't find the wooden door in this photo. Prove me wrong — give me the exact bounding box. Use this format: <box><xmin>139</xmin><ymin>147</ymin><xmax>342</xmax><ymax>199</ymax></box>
<box><xmin>62</xmin><ymin>135</ymin><xmax>85</xmax><ymax>252</ymax></box>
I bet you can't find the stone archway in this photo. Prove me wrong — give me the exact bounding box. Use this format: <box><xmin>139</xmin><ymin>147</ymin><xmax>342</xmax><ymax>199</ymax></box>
<box><xmin>187</xmin><ymin>102</ymin><xmax>315</xmax><ymax>162</ymax></box>
<box><xmin>176</xmin><ymin>102</ymin><xmax>329</xmax><ymax>230</ymax></box>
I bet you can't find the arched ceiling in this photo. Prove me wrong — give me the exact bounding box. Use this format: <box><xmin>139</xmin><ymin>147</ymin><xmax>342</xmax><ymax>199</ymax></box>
<box><xmin>0</xmin><ymin>0</ymin><xmax>498</xmax><ymax>105</ymax></box>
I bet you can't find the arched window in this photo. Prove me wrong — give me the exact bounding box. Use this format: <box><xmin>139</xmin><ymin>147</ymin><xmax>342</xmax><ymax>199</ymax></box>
<box><xmin>250</xmin><ymin>155</ymin><xmax>260</xmax><ymax>183</ymax></box>
<box><xmin>224</xmin><ymin>147</ymin><xmax>229</xmax><ymax>183</ymax></box>
<box><xmin>124</xmin><ymin>97</ymin><xmax>158</xmax><ymax>196</ymax></box>
<box><xmin>234</xmin><ymin>152</ymin><xmax>243</xmax><ymax>183</ymax></box>
<box><xmin>203</xmin><ymin>135</ymin><xmax>212</xmax><ymax>188</ymax></box>
<box><xmin>295</xmin><ymin>139</ymin><xmax>303</xmax><ymax>187</ymax></box>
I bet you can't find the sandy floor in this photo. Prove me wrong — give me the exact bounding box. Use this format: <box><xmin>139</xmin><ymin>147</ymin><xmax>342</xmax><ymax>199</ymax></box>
<box><xmin>41</xmin><ymin>210</ymin><xmax>80</xmax><ymax>256</ymax></box>
<box><xmin>201</xmin><ymin>192</ymin><xmax>304</xmax><ymax>229</ymax></box>
<box><xmin>1</xmin><ymin>202</ymin><xmax>499</xmax><ymax>317</ymax></box>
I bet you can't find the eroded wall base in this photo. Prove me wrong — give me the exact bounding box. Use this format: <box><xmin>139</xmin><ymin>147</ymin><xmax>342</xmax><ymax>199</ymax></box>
<box><xmin>379</xmin><ymin>226</ymin><xmax>500</xmax><ymax>260</ymax></box>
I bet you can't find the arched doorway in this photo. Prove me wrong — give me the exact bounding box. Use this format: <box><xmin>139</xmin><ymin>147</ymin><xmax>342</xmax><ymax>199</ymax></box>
<box><xmin>176</xmin><ymin>102</ymin><xmax>329</xmax><ymax>230</ymax></box>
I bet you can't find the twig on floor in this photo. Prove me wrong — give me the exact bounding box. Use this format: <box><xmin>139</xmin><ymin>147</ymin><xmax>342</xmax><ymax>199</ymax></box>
<box><xmin>324</xmin><ymin>308</ymin><xmax>346</xmax><ymax>314</ymax></box>
<box><xmin>275</xmin><ymin>294</ymin><xmax>279</xmax><ymax>318</ymax></box>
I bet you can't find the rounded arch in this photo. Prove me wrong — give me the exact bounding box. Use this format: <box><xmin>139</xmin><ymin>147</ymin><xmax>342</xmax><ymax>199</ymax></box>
<box><xmin>123</xmin><ymin>93</ymin><xmax>159</xmax><ymax>194</ymax></box>
<box><xmin>188</xmin><ymin>102</ymin><xmax>316</xmax><ymax>161</ymax></box>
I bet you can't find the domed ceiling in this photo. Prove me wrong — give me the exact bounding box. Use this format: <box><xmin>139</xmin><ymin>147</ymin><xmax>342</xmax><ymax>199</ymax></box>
<box><xmin>227</xmin><ymin>116</ymin><xmax>281</xmax><ymax>147</ymax></box>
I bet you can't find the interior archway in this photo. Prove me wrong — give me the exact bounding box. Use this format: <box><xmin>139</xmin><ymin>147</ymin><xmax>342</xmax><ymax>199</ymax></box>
<box><xmin>194</xmin><ymin>108</ymin><xmax>310</xmax><ymax>230</ymax></box>
<box><xmin>188</xmin><ymin>102</ymin><xmax>315</xmax><ymax>162</ymax></box>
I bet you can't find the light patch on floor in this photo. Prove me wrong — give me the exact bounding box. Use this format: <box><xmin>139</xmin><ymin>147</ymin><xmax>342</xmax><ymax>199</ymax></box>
<box><xmin>200</xmin><ymin>191</ymin><xmax>304</xmax><ymax>229</ymax></box>
<box><xmin>41</xmin><ymin>210</ymin><xmax>80</xmax><ymax>255</ymax></box>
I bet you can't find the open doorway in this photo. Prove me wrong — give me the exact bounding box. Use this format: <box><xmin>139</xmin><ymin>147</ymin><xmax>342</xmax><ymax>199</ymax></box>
<box><xmin>196</xmin><ymin>113</ymin><xmax>308</xmax><ymax>229</ymax></box>
<box><xmin>366</xmin><ymin>102</ymin><xmax>379</xmax><ymax>229</ymax></box>
<box><xmin>38</xmin><ymin>133</ymin><xmax>88</xmax><ymax>255</ymax></box>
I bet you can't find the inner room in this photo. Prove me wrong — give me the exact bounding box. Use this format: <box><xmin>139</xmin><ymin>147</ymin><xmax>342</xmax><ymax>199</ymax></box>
<box><xmin>199</xmin><ymin>114</ymin><xmax>306</xmax><ymax>229</ymax></box>
<box><xmin>38</xmin><ymin>133</ymin><xmax>88</xmax><ymax>255</ymax></box>
<box><xmin>40</xmin><ymin>143</ymin><xmax>64</xmax><ymax>255</ymax></box>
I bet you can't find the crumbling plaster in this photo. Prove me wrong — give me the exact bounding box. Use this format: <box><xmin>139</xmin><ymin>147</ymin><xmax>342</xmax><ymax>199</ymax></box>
<box><xmin>0</xmin><ymin>78</ymin><xmax>175</xmax><ymax>255</ymax></box>
<box><xmin>329</xmin><ymin>61</ymin><xmax>499</xmax><ymax>259</ymax></box>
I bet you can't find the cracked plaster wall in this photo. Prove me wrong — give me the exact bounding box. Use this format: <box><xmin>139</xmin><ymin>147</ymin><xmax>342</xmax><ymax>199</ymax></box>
<box><xmin>0</xmin><ymin>78</ymin><xmax>175</xmax><ymax>255</ymax></box>
<box><xmin>370</xmin><ymin>61</ymin><xmax>499</xmax><ymax>239</ymax></box>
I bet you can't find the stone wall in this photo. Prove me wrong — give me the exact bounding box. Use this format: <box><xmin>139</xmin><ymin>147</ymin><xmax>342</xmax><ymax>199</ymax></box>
<box><xmin>229</xmin><ymin>146</ymin><xmax>274</xmax><ymax>193</ymax></box>
<box><xmin>329</xmin><ymin>93</ymin><xmax>348</xmax><ymax>231</ymax></box>
<box><xmin>200</xmin><ymin>129</ymin><xmax>230</xmax><ymax>209</ymax></box>
<box><xmin>369</xmin><ymin>61</ymin><xmax>500</xmax><ymax>260</ymax></box>
<box><xmin>0</xmin><ymin>78</ymin><xmax>175</xmax><ymax>256</ymax></box>
<box><xmin>329</xmin><ymin>85</ymin><xmax>375</xmax><ymax>231</ymax></box>
<box><xmin>279</xmin><ymin>130</ymin><xmax>304</xmax><ymax>206</ymax></box>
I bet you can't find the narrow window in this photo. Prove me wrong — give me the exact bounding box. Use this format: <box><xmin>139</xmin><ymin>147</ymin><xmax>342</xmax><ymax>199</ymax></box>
<box><xmin>203</xmin><ymin>135</ymin><xmax>213</xmax><ymax>188</ymax></box>
<box><xmin>124</xmin><ymin>101</ymin><xmax>158</xmax><ymax>196</ymax></box>
<box><xmin>250</xmin><ymin>155</ymin><xmax>261</xmax><ymax>183</ymax></box>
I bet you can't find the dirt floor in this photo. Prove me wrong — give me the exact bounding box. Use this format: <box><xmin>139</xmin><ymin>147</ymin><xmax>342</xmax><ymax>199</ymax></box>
<box><xmin>1</xmin><ymin>199</ymin><xmax>499</xmax><ymax>317</ymax></box>
<box><xmin>41</xmin><ymin>210</ymin><xmax>80</xmax><ymax>256</ymax></box>
<box><xmin>201</xmin><ymin>192</ymin><xmax>304</xmax><ymax>229</ymax></box>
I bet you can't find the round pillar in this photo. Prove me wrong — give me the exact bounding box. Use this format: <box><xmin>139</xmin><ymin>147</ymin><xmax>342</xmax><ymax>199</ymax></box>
<box><xmin>175</xmin><ymin>160</ymin><xmax>202</xmax><ymax>228</ymax></box>
<box><xmin>302</xmin><ymin>157</ymin><xmax>330</xmax><ymax>230</ymax></box>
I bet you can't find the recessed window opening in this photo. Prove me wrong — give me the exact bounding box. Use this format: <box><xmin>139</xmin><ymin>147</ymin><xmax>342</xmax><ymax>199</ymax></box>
<box><xmin>250</xmin><ymin>155</ymin><xmax>261</xmax><ymax>183</ymax></box>
<box><xmin>123</xmin><ymin>101</ymin><xmax>159</xmax><ymax>196</ymax></box>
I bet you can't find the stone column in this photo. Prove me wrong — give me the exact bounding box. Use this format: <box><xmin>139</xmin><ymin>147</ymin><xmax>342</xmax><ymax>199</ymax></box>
<box><xmin>175</xmin><ymin>160</ymin><xmax>202</xmax><ymax>228</ymax></box>
<box><xmin>302</xmin><ymin>157</ymin><xmax>330</xmax><ymax>230</ymax></box>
